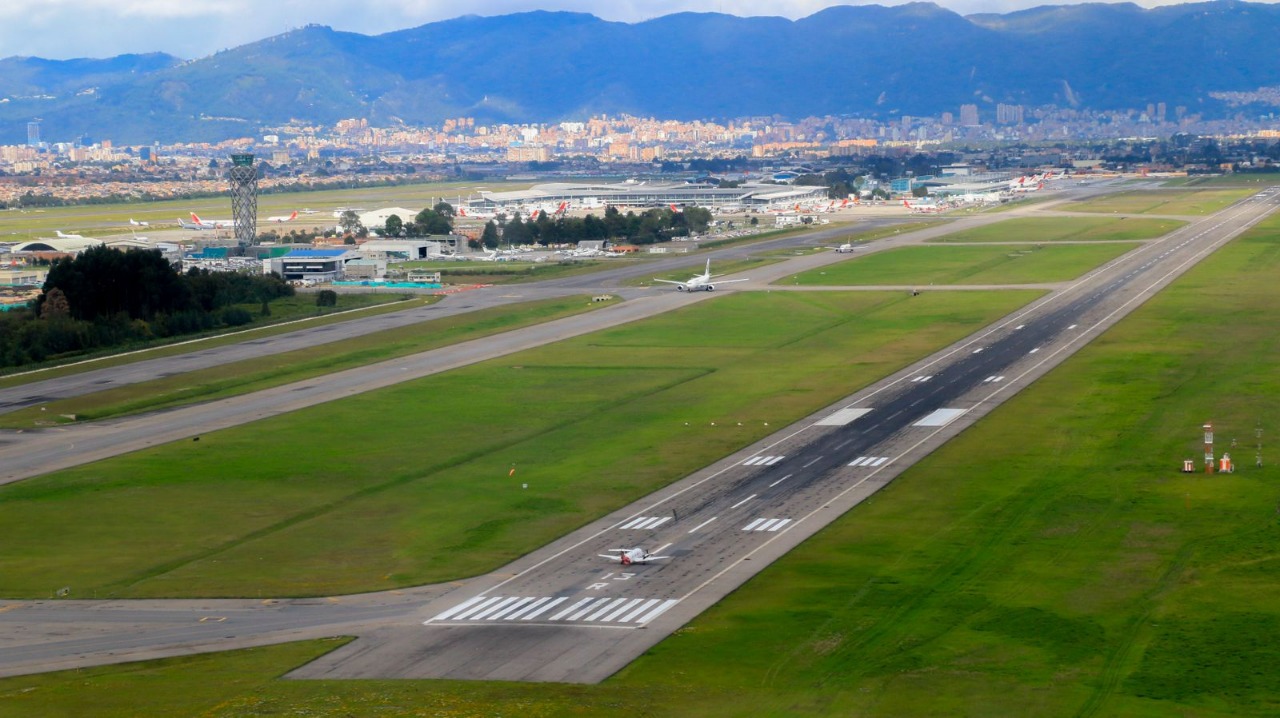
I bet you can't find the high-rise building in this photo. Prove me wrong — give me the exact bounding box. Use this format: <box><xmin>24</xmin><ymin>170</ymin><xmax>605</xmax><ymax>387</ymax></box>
<box><xmin>959</xmin><ymin>104</ymin><xmax>979</xmax><ymax>127</ymax></box>
<box><xmin>996</xmin><ymin>104</ymin><xmax>1024</xmax><ymax>125</ymax></box>
<box><xmin>26</xmin><ymin>121</ymin><xmax>40</xmax><ymax>148</ymax></box>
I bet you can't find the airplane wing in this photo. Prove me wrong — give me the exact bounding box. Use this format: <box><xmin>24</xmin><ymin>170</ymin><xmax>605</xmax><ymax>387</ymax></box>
<box><xmin>652</xmin><ymin>279</ymin><xmax>685</xmax><ymax>285</ymax></box>
<box><xmin>710</xmin><ymin>278</ymin><xmax>750</xmax><ymax>284</ymax></box>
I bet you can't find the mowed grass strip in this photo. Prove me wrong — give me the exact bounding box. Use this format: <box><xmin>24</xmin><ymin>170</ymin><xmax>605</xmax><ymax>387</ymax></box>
<box><xmin>0</xmin><ymin>295</ymin><xmax>606</xmax><ymax>428</ymax></box>
<box><xmin>929</xmin><ymin>216</ymin><xmax>1184</xmax><ymax>243</ymax></box>
<box><xmin>1064</xmin><ymin>188</ymin><xmax>1254</xmax><ymax>215</ymax></box>
<box><xmin>0</xmin><ymin>290</ymin><xmax>1038</xmax><ymax>598</ymax></box>
<box><xmin>6</xmin><ymin>215</ymin><xmax>1279</xmax><ymax>716</ymax></box>
<box><xmin>0</xmin><ymin>294</ymin><xmax>429</xmax><ymax>388</ymax></box>
<box><xmin>784</xmin><ymin>242</ymin><xmax>1138</xmax><ymax>286</ymax></box>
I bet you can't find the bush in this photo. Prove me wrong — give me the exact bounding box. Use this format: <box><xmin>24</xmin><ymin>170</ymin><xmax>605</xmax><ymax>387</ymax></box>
<box><xmin>221</xmin><ymin>307</ymin><xmax>254</xmax><ymax>326</ymax></box>
<box><xmin>315</xmin><ymin>290</ymin><xmax>338</xmax><ymax>308</ymax></box>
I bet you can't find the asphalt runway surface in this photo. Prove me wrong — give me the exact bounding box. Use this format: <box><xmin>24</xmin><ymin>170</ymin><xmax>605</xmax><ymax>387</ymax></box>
<box><xmin>2</xmin><ymin>184</ymin><xmax>1275</xmax><ymax>682</ymax></box>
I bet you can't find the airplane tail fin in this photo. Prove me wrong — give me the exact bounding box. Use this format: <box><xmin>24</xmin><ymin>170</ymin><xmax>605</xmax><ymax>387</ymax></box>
<box><xmin>288</xmin><ymin>211</ymin><xmax>297</xmax><ymax>220</ymax></box>
<box><xmin>704</xmin><ymin>258</ymin><xmax>712</xmax><ymax>276</ymax></box>
<box><xmin>190</xmin><ymin>212</ymin><xmax>202</xmax><ymax>223</ymax></box>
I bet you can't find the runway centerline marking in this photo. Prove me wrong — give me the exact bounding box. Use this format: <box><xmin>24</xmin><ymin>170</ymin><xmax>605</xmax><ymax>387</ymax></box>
<box><xmin>729</xmin><ymin>494</ymin><xmax>758</xmax><ymax>510</ymax></box>
<box><xmin>802</xmin><ymin>456</ymin><xmax>823</xmax><ymax>468</ymax></box>
<box><xmin>768</xmin><ymin>474</ymin><xmax>793</xmax><ymax>488</ymax></box>
<box><xmin>687</xmin><ymin>517</ymin><xmax>717</xmax><ymax>533</ymax></box>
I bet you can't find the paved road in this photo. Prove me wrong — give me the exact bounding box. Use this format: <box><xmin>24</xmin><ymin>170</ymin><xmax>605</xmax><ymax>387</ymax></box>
<box><xmin>6</xmin><ymin>182</ymin><xmax>1271</xmax><ymax>682</ymax></box>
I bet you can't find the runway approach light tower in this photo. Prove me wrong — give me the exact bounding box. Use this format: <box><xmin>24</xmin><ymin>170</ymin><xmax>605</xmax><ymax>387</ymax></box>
<box><xmin>228</xmin><ymin>153</ymin><xmax>258</xmax><ymax>247</ymax></box>
<box><xmin>1204</xmin><ymin>422</ymin><xmax>1215</xmax><ymax>474</ymax></box>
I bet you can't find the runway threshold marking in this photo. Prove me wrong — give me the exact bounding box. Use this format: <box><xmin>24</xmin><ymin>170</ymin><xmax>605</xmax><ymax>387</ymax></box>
<box><xmin>848</xmin><ymin>456</ymin><xmax>889</xmax><ymax>467</ymax></box>
<box><xmin>743</xmin><ymin>455</ymin><xmax>785</xmax><ymax>466</ymax></box>
<box><xmin>815</xmin><ymin>408</ymin><xmax>872</xmax><ymax>426</ymax></box>
<box><xmin>743</xmin><ymin>518</ymin><xmax>792</xmax><ymax>532</ymax></box>
<box><xmin>618</xmin><ymin>516</ymin><xmax>671</xmax><ymax>530</ymax></box>
<box><xmin>426</xmin><ymin>595</ymin><xmax>678</xmax><ymax>626</ymax></box>
<box><xmin>913</xmin><ymin>408</ymin><xmax>968</xmax><ymax>427</ymax></box>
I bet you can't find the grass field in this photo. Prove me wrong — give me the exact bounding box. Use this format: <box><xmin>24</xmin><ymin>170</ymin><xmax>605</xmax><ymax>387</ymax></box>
<box><xmin>929</xmin><ymin>216</ymin><xmax>1184</xmax><ymax>243</ymax></box>
<box><xmin>0</xmin><ymin>179</ymin><xmax>532</xmax><ymax>239</ymax></box>
<box><xmin>4</xmin><ymin>186</ymin><xmax>1278</xmax><ymax>717</ymax></box>
<box><xmin>1063</xmin><ymin>188</ymin><xmax>1254</xmax><ymax>215</ymax></box>
<box><xmin>0</xmin><ymin>290</ymin><xmax>1036</xmax><ymax>599</ymax></box>
<box><xmin>0</xmin><ymin>296</ymin><xmax>609</xmax><ymax>428</ymax></box>
<box><xmin>398</xmin><ymin>257</ymin><xmax>647</xmax><ymax>285</ymax></box>
<box><xmin>784</xmin><ymin>242</ymin><xmax>1139</xmax><ymax>285</ymax></box>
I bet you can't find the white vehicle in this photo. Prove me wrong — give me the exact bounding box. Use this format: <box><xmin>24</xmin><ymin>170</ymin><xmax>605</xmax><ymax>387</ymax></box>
<box><xmin>598</xmin><ymin>547</ymin><xmax>671</xmax><ymax>566</ymax></box>
<box><xmin>264</xmin><ymin>211</ymin><xmax>299</xmax><ymax>223</ymax></box>
<box><xmin>654</xmin><ymin>258</ymin><xmax>749</xmax><ymax>292</ymax></box>
<box><xmin>54</xmin><ymin>230</ymin><xmax>86</xmax><ymax>239</ymax></box>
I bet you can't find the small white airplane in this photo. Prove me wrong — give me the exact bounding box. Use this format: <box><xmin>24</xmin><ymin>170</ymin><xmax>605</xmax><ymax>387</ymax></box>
<box><xmin>129</xmin><ymin>218</ymin><xmax>149</xmax><ymax>227</ymax></box>
<box><xmin>457</xmin><ymin>207</ymin><xmax>496</xmax><ymax>220</ymax></box>
<box><xmin>264</xmin><ymin>210</ymin><xmax>298</xmax><ymax>223</ymax></box>
<box><xmin>598</xmin><ymin>547</ymin><xmax>671</xmax><ymax>565</ymax></box>
<box><xmin>654</xmin><ymin>258</ymin><xmax>748</xmax><ymax>292</ymax></box>
<box><xmin>54</xmin><ymin>230</ymin><xmax>86</xmax><ymax>239</ymax></box>
<box><xmin>827</xmin><ymin>242</ymin><xmax>864</xmax><ymax>253</ymax></box>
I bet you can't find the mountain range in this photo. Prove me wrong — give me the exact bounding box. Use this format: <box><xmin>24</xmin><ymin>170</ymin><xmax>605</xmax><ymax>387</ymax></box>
<box><xmin>4</xmin><ymin>1</ymin><xmax>1280</xmax><ymax>146</ymax></box>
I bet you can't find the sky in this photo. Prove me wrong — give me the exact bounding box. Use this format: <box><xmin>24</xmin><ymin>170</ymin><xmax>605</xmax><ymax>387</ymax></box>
<box><xmin>1</xmin><ymin>0</ymin><xmax>1260</xmax><ymax>60</ymax></box>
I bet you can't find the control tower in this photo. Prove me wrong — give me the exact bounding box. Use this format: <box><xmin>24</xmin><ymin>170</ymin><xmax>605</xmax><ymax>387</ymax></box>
<box><xmin>228</xmin><ymin>154</ymin><xmax>258</xmax><ymax>246</ymax></box>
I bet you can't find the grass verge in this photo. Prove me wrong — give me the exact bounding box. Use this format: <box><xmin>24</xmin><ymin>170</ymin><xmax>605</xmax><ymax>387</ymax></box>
<box><xmin>783</xmin><ymin>242</ymin><xmax>1139</xmax><ymax>285</ymax></box>
<box><xmin>929</xmin><ymin>216</ymin><xmax>1184</xmax><ymax>243</ymax></box>
<box><xmin>1063</xmin><ymin>188</ymin><xmax>1254</xmax><ymax>215</ymax></box>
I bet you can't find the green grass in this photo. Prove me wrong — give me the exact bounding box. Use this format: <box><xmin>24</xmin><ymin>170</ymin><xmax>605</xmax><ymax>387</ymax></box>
<box><xmin>930</xmin><ymin>216</ymin><xmax>1184</xmax><ymax>243</ymax></box>
<box><xmin>5</xmin><ymin>212</ymin><xmax>1280</xmax><ymax>717</ymax></box>
<box><xmin>0</xmin><ymin>290</ymin><xmax>1037</xmax><ymax>599</ymax></box>
<box><xmin>398</xmin><ymin>257</ymin><xmax>645</xmax><ymax>285</ymax></box>
<box><xmin>0</xmin><ymin>294</ymin><xmax>431</xmax><ymax>386</ymax></box>
<box><xmin>0</xmin><ymin>180</ymin><xmax>532</xmax><ymax>239</ymax></box>
<box><xmin>1064</xmin><ymin>189</ymin><xmax>1254</xmax><ymax>215</ymax></box>
<box><xmin>784</xmin><ymin>242</ymin><xmax>1139</xmax><ymax>285</ymax></box>
<box><xmin>0</xmin><ymin>295</ymin><xmax>609</xmax><ymax>428</ymax></box>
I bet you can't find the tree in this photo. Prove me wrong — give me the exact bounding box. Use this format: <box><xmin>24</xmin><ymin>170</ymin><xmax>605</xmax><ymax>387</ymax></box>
<box><xmin>339</xmin><ymin>210</ymin><xmax>363</xmax><ymax>235</ymax></box>
<box><xmin>433</xmin><ymin>201</ymin><xmax>455</xmax><ymax>218</ymax></box>
<box><xmin>384</xmin><ymin>214</ymin><xmax>404</xmax><ymax>237</ymax></box>
<box><xmin>315</xmin><ymin>290</ymin><xmax>338</xmax><ymax>307</ymax></box>
<box><xmin>480</xmin><ymin>221</ymin><xmax>500</xmax><ymax>249</ymax></box>
<box><xmin>414</xmin><ymin>208</ymin><xmax>453</xmax><ymax>235</ymax></box>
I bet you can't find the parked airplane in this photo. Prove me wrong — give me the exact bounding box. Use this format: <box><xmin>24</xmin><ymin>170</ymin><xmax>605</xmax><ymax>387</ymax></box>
<box><xmin>457</xmin><ymin>207</ymin><xmax>496</xmax><ymax>220</ymax></box>
<box><xmin>599</xmin><ymin>547</ymin><xmax>670</xmax><ymax>565</ymax></box>
<box><xmin>264</xmin><ymin>211</ymin><xmax>298</xmax><ymax>223</ymax></box>
<box><xmin>129</xmin><ymin>218</ymin><xmax>149</xmax><ymax>227</ymax></box>
<box><xmin>54</xmin><ymin>230</ymin><xmax>86</xmax><ymax>239</ymax></box>
<box><xmin>654</xmin><ymin>258</ymin><xmax>749</xmax><ymax>292</ymax></box>
<box><xmin>902</xmin><ymin>199</ymin><xmax>941</xmax><ymax>213</ymax></box>
<box><xmin>184</xmin><ymin>212</ymin><xmax>236</xmax><ymax>230</ymax></box>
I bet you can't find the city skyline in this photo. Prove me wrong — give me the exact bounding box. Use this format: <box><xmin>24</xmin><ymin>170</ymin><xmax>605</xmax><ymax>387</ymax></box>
<box><xmin>5</xmin><ymin>0</ymin><xmax>1274</xmax><ymax>60</ymax></box>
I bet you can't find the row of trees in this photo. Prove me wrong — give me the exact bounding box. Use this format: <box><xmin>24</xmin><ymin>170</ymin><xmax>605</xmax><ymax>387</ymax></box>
<box><xmin>476</xmin><ymin>206</ymin><xmax>713</xmax><ymax>248</ymax></box>
<box><xmin>2</xmin><ymin>246</ymin><xmax>292</xmax><ymax>368</ymax></box>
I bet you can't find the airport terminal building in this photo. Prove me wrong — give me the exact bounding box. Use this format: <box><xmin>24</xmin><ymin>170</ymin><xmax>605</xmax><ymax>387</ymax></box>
<box><xmin>471</xmin><ymin>181</ymin><xmax>828</xmax><ymax>212</ymax></box>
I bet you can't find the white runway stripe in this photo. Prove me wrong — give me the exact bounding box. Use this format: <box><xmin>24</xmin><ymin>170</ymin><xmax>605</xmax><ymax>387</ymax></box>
<box><xmin>743</xmin><ymin>517</ymin><xmax>792</xmax><ymax>532</ymax></box>
<box><xmin>743</xmin><ymin>455</ymin><xmax>785</xmax><ymax>466</ymax></box>
<box><xmin>470</xmin><ymin>596</ymin><xmax>523</xmax><ymax>621</ymax></box>
<box><xmin>429</xmin><ymin>595</ymin><xmax>488</xmax><ymax>622</ymax></box>
<box><xmin>550</xmin><ymin>598</ymin><xmax>595</xmax><ymax>621</ymax></box>
<box><xmin>519</xmin><ymin>597</ymin><xmax>566</xmax><ymax>620</ymax></box>
<box><xmin>450</xmin><ymin>596</ymin><xmax>505</xmax><ymax>621</ymax></box>
<box><xmin>430</xmin><ymin>595</ymin><xmax>681</xmax><ymax>625</ymax></box>
<box><xmin>849</xmin><ymin>456</ymin><xmax>888</xmax><ymax>467</ymax></box>
<box><xmin>619</xmin><ymin>516</ymin><xmax>671</xmax><ymax>530</ymax></box>
<box><xmin>765</xmin><ymin>456</ymin><xmax>785</xmax><ymax>465</ymax></box>
<box><xmin>507</xmin><ymin>596</ymin><xmax>555</xmax><ymax>620</ymax></box>
<box><xmin>636</xmin><ymin>599</ymin><xmax>680</xmax><ymax>624</ymax></box>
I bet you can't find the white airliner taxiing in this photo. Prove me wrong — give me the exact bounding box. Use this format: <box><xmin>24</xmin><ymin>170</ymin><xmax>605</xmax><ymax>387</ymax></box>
<box><xmin>264</xmin><ymin>211</ymin><xmax>298</xmax><ymax>223</ymax></box>
<box><xmin>654</xmin><ymin>258</ymin><xmax>748</xmax><ymax>292</ymax></box>
<box><xmin>599</xmin><ymin>547</ymin><xmax>671</xmax><ymax>565</ymax></box>
<box><xmin>180</xmin><ymin>212</ymin><xmax>236</xmax><ymax>230</ymax></box>
<box><xmin>828</xmin><ymin>242</ymin><xmax>864</xmax><ymax>253</ymax></box>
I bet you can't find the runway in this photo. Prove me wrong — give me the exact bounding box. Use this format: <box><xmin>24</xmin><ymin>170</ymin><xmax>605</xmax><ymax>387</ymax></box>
<box><xmin>1</xmin><ymin>184</ymin><xmax>1274</xmax><ymax>682</ymax></box>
